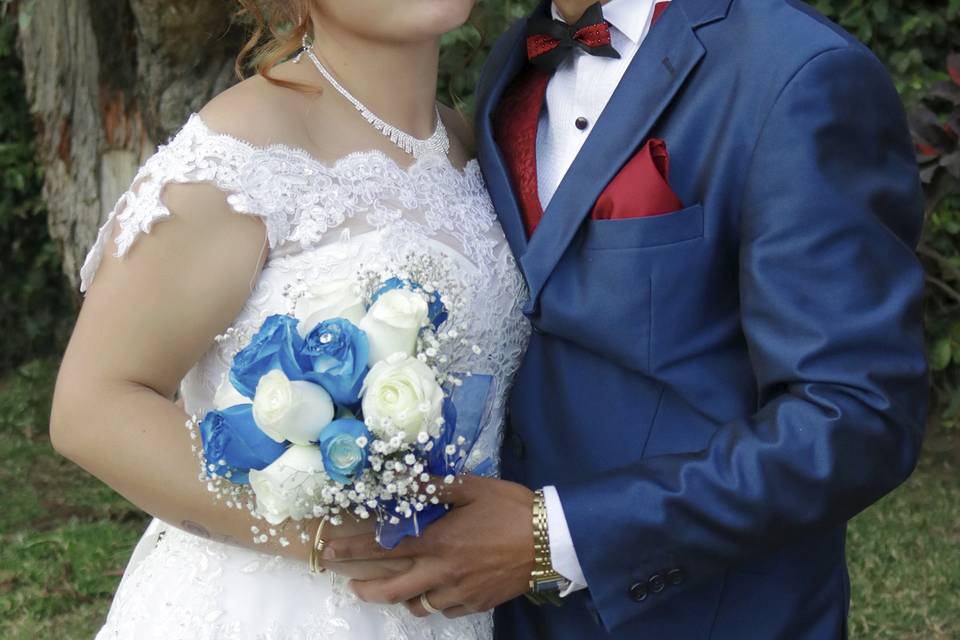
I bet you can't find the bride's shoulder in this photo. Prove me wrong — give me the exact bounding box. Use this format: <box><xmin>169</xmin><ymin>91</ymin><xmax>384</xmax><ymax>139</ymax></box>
<box><xmin>196</xmin><ymin>64</ymin><xmax>319</xmax><ymax>149</ymax></box>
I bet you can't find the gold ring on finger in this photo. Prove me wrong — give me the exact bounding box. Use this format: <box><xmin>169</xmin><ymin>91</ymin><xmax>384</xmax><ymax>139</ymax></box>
<box><xmin>420</xmin><ymin>592</ymin><xmax>442</xmax><ymax>615</ymax></box>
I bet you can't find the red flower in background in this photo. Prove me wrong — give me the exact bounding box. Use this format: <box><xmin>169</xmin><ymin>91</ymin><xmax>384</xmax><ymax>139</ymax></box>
<box><xmin>911</xmin><ymin>52</ymin><xmax>960</xmax><ymax>213</ymax></box>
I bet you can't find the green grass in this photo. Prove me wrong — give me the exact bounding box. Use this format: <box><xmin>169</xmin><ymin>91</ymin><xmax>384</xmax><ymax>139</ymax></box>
<box><xmin>846</xmin><ymin>433</ymin><xmax>960</xmax><ymax>639</ymax></box>
<box><xmin>0</xmin><ymin>359</ymin><xmax>148</xmax><ymax>639</ymax></box>
<box><xmin>0</xmin><ymin>358</ymin><xmax>957</xmax><ymax>639</ymax></box>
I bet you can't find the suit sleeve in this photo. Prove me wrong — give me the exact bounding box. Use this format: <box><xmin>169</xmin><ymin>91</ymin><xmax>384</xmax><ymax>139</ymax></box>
<box><xmin>555</xmin><ymin>46</ymin><xmax>928</xmax><ymax>631</ymax></box>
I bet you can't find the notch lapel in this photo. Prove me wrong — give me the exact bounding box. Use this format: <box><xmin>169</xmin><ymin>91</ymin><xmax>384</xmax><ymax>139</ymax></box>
<box><xmin>519</xmin><ymin>2</ymin><xmax>708</xmax><ymax>316</ymax></box>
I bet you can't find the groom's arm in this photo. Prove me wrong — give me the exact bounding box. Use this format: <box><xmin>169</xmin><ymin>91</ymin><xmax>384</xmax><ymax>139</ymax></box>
<box><xmin>555</xmin><ymin>45</ymin><xmax>928</xmax><ymax>630</ymax></box>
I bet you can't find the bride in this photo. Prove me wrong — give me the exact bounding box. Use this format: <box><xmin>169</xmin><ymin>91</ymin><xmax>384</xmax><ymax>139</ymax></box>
<box><xmin>49</xmin><ymin>0</ymin><xmax>529</xmax><ymax>637</ymax></box>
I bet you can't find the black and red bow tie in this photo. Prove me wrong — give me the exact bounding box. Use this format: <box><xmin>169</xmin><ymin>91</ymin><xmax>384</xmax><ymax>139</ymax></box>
<box><xmin>526</xmin><ymin>2</ymin><xmax>621</xmax><ymax>71</ymax></box>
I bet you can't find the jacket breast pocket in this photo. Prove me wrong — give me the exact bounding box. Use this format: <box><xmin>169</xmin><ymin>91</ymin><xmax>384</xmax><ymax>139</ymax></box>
<box><xmin>583</xmin><ymin>203</ymin><xmax>704</xmax><ymax>251</ymax></box>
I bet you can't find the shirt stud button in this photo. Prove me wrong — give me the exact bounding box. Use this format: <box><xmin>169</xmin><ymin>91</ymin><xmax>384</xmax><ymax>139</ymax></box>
<box><xmin>575</xmin><ymin>116</ymin><xmax>589</xmax><ymax>130</ymax></box>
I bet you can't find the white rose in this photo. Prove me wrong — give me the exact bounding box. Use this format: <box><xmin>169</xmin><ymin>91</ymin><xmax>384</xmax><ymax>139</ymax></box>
<box><xmin>252</xmin><ymin>369</ymin><xmax>334</xmax><ymax>445</ymax></box>
<box><xmin>249</xmin><ymin>445</ymin><xmax>328</xmax><ymax>525</ymax></box>
<box><xmin>361</xmin><ymin>353</ymin><xmax>444</xmax><ymax>444</ymax></box>
<box><xmin>296</xmin><ymin>278</ymin><xmax>366</xmax><ymax>337</ymax></box>
<box><xmin>358</xmin><ymin>289</ymin><xmax>429</xmax><ymax>366</ymax></box>
<box><xmin>212</xmin><ymin>375</ymin><xmax>250</xmax><ymax>409</ymax></box>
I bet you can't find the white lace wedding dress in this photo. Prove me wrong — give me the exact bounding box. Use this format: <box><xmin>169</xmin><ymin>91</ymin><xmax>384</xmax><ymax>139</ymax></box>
<box><xmin>80</xmin><ymin>113</ymin><xmax>530</xmax><ymax>640</ymax></box>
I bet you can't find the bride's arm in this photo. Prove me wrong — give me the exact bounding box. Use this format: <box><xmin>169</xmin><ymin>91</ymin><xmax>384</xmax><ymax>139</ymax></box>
<box><xmin>50</xmin><ymin>182</ymin><xmax>403</xmax><ymax>576</ymax></box>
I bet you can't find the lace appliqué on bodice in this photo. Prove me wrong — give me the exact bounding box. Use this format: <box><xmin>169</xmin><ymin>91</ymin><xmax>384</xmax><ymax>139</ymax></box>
<box><xmin>81</xmin><ymin>114</ymin><xmax>503</xmax><ymax>289</ymax></box>
<box><xmin>85</xmin><ymin>113</ymin><xmax>530</xmax><ymax>640</ymax></box>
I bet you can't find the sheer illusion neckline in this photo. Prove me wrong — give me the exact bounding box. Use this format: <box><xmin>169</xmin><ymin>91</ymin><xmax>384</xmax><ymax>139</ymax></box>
<box><xmin>188</xmin><ymin>112</ymin><xmax>481</xmax><ymax>180</ymax></box>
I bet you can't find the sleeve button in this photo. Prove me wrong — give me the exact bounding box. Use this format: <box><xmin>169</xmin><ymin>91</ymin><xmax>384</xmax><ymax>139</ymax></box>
<box><xmin>629</xmin><ymin>582</ymin><xmax>649</xmax><ymax>602</ymax></box>
<box><xmin>667</xmin><ymin>568</ymin><xmax>685</xmax><ymax>585</ymax></box>
<box><xmin>648</xmin><ymin>573</ymin><xmax>666</xmax><ymax>593</ymax></box>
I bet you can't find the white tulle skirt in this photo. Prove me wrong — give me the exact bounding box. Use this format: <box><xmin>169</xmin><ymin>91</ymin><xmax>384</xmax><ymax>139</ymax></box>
<box><xmin>95</xmin><ymin>519</ymin><xmax>492</xmax><ymax>640</ymax></box>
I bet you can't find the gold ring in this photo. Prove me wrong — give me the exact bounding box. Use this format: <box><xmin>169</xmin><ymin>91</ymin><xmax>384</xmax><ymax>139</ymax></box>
<box><xmin>420</xmin><ymin>592</ymin><xmax>442</xmax><ymax>615</ymax></box>
<box><xmin>309</xmin><ymin>517</ymin><xmax>329</xmax><ymax>574</ymax></box>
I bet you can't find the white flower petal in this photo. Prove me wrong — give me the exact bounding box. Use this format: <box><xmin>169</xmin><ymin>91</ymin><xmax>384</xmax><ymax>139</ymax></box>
<box><xmin>253</xmin><ymin>370</ymin><xmax>334</xmax><ymax>445</ymax></box>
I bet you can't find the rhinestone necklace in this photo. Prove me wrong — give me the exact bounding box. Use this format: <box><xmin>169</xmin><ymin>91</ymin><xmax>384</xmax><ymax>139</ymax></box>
<box><xmin>296</xmin><ymin>41</ymin><xmax>450</xmax><ymax>159</ymax></box>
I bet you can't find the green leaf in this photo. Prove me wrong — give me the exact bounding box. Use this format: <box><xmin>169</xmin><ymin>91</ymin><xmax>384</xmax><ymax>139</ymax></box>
<box><xmin>872</xmin><ymin>0</ymin><xmax>888</xmax><ymax>22</ymax></box>
<box><xmin>931</xmin><ymin>338</ymin><xmax>952</xmax><ymax>371</ymax></box>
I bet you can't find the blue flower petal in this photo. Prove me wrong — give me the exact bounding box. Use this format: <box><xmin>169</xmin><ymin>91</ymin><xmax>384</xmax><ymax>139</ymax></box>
<box><xmin>300</xmin><ymin>318</ymin><xmax>369</xmax><ymax>406</ymax></box>
<box><xmin>229</xmin><ymin>315</ymin><xmax>308</xmax><ymax>398</ymax></box>
<box><xmin>318</xmin><ymin>419</ymin><xmax>370</xmax><ymax>484</ymax></box>
<box><xmin>199</xmin><ymin>404</ymin><xmax>287</xmax><ymax>485</ymax></box>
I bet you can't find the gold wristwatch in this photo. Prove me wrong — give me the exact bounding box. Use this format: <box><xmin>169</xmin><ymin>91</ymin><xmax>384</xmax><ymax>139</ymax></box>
<box><xmin>528</xmin><ymin>489</ymin><xmax>570</xmax><ymax>604</ymax></box>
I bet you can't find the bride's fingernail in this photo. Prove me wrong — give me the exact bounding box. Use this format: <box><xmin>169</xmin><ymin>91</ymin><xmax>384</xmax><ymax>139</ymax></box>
<box><xmin>322</xmin><ymin>547</ymin><xmax>335</xmax><ymax>560</ymax></box>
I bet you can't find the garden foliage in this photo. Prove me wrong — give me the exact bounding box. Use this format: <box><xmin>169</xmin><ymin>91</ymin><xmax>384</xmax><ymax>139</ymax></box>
<box><xmin>910</xmin><ymin>51</ymin><xmax>960</xmax><ymax>426</ymax></box>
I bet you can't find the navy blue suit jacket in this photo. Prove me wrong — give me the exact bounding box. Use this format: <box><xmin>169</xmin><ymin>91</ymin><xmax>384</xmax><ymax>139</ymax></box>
<box><xmin>475</xmin><ymin>0</ymin><xmax>928</xmax><ymax>637</ymax></box>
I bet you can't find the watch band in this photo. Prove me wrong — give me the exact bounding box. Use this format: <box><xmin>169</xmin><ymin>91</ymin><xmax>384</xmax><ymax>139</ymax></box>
<box><xmin>529</xmin><ymin>488</ymin><xmax>570</xmax><ymax>595</ymax></box>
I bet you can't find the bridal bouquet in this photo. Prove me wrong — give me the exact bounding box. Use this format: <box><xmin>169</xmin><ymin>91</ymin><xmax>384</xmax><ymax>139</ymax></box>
<box><xmin>187</xmin><ymin>268</ymin><xmax>492</xmax><ymax>549</ymax></box>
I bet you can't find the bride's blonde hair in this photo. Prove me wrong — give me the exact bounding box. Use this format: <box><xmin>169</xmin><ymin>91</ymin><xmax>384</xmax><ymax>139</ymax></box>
<box><xmin>234</xmin><ymin>0</ymin><xmax>317</xmax><ymax>91</ymax></box>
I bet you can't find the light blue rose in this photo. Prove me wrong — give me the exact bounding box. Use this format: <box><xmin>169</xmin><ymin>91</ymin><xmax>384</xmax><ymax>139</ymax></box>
<box><xmin>300</xmin><ymin>318</ymin><xmax>369</xmax><ymax>406</ymax></box>
<box><xmin>371</xmin><ymin>277</ymin><xmax>448</xmax><ymax>330</ymax></box>
<box><xmin>318</xmin><ymin>419</ymin><xmax>370</xmax><ymax>484</ymax></box>
<box><xmin>229</xmin><ymin>315</ymin><xmax>308</xmax><ymax>398</ymax></box>
<box><xmin>199</xmin><ymin>405</ymin><xmax>288</xmax><ymax>485</ymax></box>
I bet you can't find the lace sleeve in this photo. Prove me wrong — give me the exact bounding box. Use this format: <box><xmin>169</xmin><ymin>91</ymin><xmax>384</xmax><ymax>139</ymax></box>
<box><xmin>78</xmin><ymin>114</ymin><xmax>292</xmax><ymax>293</ymax></box>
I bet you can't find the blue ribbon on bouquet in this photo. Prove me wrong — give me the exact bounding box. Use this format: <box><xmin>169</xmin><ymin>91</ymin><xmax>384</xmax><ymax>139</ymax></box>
<box><xmin>376</xmin><ymin>373</ymin><xmax>494</xmax><ymax>549</ymax></box>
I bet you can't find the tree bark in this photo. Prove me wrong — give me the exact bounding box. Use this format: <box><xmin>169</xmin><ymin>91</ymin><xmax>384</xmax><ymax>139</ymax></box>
<box><xmin>16</xmin><ymin>0</ymin><xmax>244</xmax><ymax>289</ymax></box>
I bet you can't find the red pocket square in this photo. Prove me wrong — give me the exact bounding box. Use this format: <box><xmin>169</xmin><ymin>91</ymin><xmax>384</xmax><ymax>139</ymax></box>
<box><xmin>591</xmin><ymin>138</ymin><xmax>685</xmax><ymax>220</ymax></box>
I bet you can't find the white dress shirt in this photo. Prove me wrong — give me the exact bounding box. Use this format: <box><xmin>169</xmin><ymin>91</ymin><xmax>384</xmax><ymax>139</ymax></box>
<box><xmin>537</xmin><ymin>0</ymin><xmax>658</xmax><ymax>210</ymax></box>
<box><xmin>540</xmin><ymin>0</ymin><xmax>659</xmax><ymax>596</ymax></box>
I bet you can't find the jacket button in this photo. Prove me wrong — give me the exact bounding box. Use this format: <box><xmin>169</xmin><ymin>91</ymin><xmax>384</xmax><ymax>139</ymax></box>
<box><xmin>648</xmin><ymin>573</ymin><xmax>666</xmax><ymax>593</ymax></box>
<box><xmin>629</xmin><ymin>582</ymin><xmax>648</xmax><ymax>602</ymax></box>
<box><xmin>667</xmin><ymin>568</ymin><xmax>685</xmax><ymax>585</ymax></box>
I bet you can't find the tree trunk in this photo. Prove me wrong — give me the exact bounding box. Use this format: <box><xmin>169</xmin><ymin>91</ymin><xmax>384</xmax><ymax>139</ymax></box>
<box><xmin>16</xmin><ymin>0</ymin><xmax>244</xmax><ymax>290</ymax></box>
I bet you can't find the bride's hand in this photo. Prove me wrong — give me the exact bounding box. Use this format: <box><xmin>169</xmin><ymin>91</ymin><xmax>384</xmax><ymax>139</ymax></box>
<box><xmin>317</xmin><ymin>517</ymin><xmax>414</xmax><ymax>580</ymax></box>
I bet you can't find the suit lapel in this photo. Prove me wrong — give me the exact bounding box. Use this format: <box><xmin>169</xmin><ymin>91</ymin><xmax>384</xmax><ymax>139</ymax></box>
<box><xmin>476</xmin><ymin>8</ymin><xmax>545</xmax><ymax>262</ymax></box>
<box><xmin>519</xmin><ymin>1</ymin><xmax>710</xmax><ymax>316</ymax></box>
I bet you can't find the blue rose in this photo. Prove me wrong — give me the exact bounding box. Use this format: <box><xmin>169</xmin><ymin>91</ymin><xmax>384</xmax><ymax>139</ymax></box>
<box><xmin>372</xmin><ymin>277</ymin><xmax>448</xmax><ymax>330</ymax></box>
<box><xmin>300</xmin><ymin>318</ymin><xmax>369</xmax><ymax>406</ymax></box>
<box><xmin>229</xmin><ymin>315</ymin><xmax>308</xmax><ymax>398</ymax></box>
<box><xmin>199</xmin><ymin>405</ymin><xmax>287</xmax><ymax>485</ymax></box>
<box><xmin>318</xmin><ymin>419</ymin><xmax>370</xmax><ymax>484</ymax></box>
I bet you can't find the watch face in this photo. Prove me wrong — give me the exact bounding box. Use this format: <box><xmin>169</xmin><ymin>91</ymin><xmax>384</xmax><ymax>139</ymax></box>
<box><xmin>533</xmin><ymin>576</ymin><xmax>570</xmax><ymax>593</ymax></box>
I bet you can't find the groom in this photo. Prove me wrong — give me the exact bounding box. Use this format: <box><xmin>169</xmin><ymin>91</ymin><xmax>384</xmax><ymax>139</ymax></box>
<box><xmin>323</xmin><ymin>0</ymin><xmax>928</xmax><ymax>637</ymax></box>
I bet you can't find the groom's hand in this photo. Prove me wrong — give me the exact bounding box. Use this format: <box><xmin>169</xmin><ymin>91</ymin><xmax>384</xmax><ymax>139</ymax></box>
<box><xmin>321</xmin><ymin>475</ymin><xmax>536</xmax><ymax>618</ymax></box>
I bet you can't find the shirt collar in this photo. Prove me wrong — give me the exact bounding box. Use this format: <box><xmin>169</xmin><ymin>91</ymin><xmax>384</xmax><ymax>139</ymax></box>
<box><xmin>550</xmin><ymin>0</ymin><xmax>656</xmax><ymax>45</ymax></box>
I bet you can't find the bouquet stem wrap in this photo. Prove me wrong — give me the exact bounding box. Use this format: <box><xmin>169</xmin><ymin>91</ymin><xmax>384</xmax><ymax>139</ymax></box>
<box><xmin>376</xmin><ymin>373</ymin><xmax>494</xmax><ymax>549</ymax></box>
